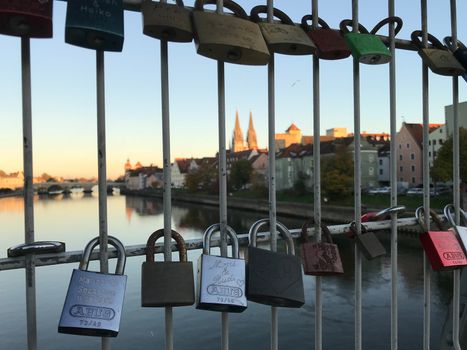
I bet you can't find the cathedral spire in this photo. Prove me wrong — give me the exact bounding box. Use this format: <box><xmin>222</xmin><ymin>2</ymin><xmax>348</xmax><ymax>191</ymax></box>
<box><xmin>247</xmin><ymin>111</ymin><xmax>258</xmax><ymax>150</ymax></box>
<box><xmin>232</xmin><ymin>110</ymin><xmax>245</xmax><ymax>152</ymax></box>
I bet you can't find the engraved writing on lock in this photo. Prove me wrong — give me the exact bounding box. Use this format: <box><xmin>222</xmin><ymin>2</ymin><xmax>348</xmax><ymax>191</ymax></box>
<box><xmin>70</xmin><ymin>305</ymin><xmax>115</xmax><ymax>321</ymax></box>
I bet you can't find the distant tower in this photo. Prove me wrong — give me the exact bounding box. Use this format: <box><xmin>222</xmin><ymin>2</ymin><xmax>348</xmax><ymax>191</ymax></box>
<box><xmin>124</xmin><ymin>159</ymin><xmax>132</xmax><ymax>172</ymax></box>
<box><xmin>246</xmin><ymin>111</ymin><xmax>258</xmax><ymax>150</ymax></box>
<box><xmin>134</xmin><ymin>161</ymin><xmax>142</xmax><ymax>170</ymax></box>
<box><xmin>232</xmin><ymin>111</ymin><xmax>246</xmax><ymax>152</ymax></box>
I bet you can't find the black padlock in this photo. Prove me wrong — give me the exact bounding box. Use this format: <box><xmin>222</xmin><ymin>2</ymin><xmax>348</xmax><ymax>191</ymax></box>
<box><xmin>141</xmin><ymin>229</ymin><xmax>195</xmax><ymax>307</ymax></box>
<box><xmin>247</xmin><ymin>219</ymin><xmax>304</xmax><ymax>308</ymax></box>
<box><xmin>444</xmin><ymin>36</ymin><xmax>467</xmax><ymax>82</ymax></box>
<box><xmin>348</xmin><ymin>222</ymin><xmax>386</xmax><ymax>260</ymax></box>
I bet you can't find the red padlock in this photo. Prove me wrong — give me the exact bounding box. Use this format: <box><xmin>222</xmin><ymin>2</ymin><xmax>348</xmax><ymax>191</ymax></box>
<box><xmin>0</xmin><ymin>0</ymin><xmax>52</xmax><ymax>38</ymax></box>
<box><xmin>416</xmin><ymin>207</ymin><xmax>467</xmax><ymax>271</ymax></box>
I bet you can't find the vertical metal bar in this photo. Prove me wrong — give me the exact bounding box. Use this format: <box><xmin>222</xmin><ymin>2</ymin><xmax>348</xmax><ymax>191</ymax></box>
<box><xmin>351</xmin><ymin>1</ymin><xmax>362</xmax><ymax>349</ymax></box>
<box><xmin>21</xmin><ymin>37</ymin><xmax>37</xmax><ymax>350</ymax></box>
<box><xmin>96</xmin><ymin>50</ymin><xmax>110</xmax><ymax>350</ymax></box>
<box><xmin>266</xmin><ymin>1</ymin><xmax>278</xmax><ymax>349</ymax></box>
<box><xmin>160</xmin><ymin>38</ymin><xmax>174</xmax><ymax>350</ymax></box>
<box><xmin>215</xmin><ymin>2</ymin><xmax>228</xmax><ymax>349</ymax></box>
<box><xmin>311</xmin><ymin>1</ymin><xmax>322</xmax><ymax>349</ymax></box>
<box><xmin>388</xmin><ymin>0</ymin><xmax>398</xmax><ymax>349</ymax></box>
<box><xmin>450</xmin><ymin>1</ymin><xmax>461</xmax><ymax>348</ymax></box>
<box><xmin>420</xmin><ymin>2</ymin><xmax>431</xmax><ymax>349</ymax></box>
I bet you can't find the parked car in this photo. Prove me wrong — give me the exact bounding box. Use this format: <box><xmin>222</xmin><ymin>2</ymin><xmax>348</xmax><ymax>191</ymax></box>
<box><xmin>367</xmin><ymin>186</ymin><xmax>391</xmax><ymax>194</ymax></box>
<box><xmin>407</xmin><ymin>187</ymin><xmax>424</xmax><ymax>195</ymax></box>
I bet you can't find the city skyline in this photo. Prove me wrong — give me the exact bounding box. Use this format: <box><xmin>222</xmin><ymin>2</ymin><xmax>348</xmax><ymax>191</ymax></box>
<box><xmin>2</xmin><ymin>1</ymin><xmax>467</xmax><ymax>179</ymax></box>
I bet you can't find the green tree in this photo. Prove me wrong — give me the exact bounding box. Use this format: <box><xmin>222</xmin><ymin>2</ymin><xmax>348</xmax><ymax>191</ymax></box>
<box><xmin>229</xmin><ymin>159</ymin><xmax>253</xmax><ymax>190</ymax></box>
<box><xmin>185</xmin><ymin>163</ymin><xmax>218</xmax><ymax>193</ymax></box>
<box><xmin>431</xmin><ymin>128</ymin><xmax>467</xmax><ymax>183</ymax></box>
<box><xmin>321</xmin><ymin>145</ymin><xmax>354</xmax><ymax>199</ymax></box>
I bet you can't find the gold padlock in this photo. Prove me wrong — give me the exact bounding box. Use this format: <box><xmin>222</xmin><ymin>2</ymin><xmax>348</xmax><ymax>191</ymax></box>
<box><xmin>142</xmin><ymin>0</ymin><xmax>192</xmax><ymax>42</ymax></box>
<box><xmin>192</xmin><ymin>0</ymin><xmax>270</xmax><ymax>65</ymax></box>
<box><xmin>250</xmin><ymin>5</ymin><xmax>316</xmax><ymax>56</ymax></box>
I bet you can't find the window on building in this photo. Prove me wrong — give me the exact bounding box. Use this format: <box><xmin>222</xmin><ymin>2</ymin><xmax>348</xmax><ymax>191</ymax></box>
<box><xmin>399</xmin><ymin>155</ymin><xmax>403</xmax><ymax>161</ymax></box>
<box><xmin>412</xmin><ymin>177</ymin><xmax>416</xmax><ymax>183</ymax></box>
<box><xmin>429</xmin><ymin>141</ymin><xmax>431</xmax><ymax>146</ymax></box>
<box><xmin>379</xmin><ymin>159</ymin><xmax>383</xmax><ymax>165</ymax></box>
<box><xmin>439</xmin><ymin>139</ymin><xmax>444</xmax><ymax>145</ymax></box>
<box><xmin>399</xmin><ymin>144</ymin><xmax>401</xmax><ymax>149</ymax></box>
<box><xmin>433</xmin><ymin>140</ymin><xmax>437</xmax><ymax>145</ymax></box>
<box><xmin>379</xmin><ymin>169</ymin><xmax>383</xmax><ymax>175</ymax></box>
<box><xmin>411</xmin><ymin>165</ymin><xmax>415</xmax><ymax>172</ymax></box>
<box><xmin>400</xmin><ymin>166</ymin><xmax>403</xmax><ymax>172</ymax></box>
<box><xmin>400</xmin><ymin>177</ymin><xmax>403</xmax><ymax>181</ymax></box>
<box><xmin>411</xmin><ymin>153</ymin><xmax>415</xmax><ymax>160</ymax></box>
<box><xmin>369</xmin><ymin>167</ymin><xmax>374</xmax><ymax>176</ymax></box>
<box><xmin>407</xmin><ymin>143</ymin><xmax>410</xmax><ymax>148</ymax></box>
<box><xmin>429</xmin><ymin>151</ymin><xmax>431</xmax><ymax>157</ymax></box>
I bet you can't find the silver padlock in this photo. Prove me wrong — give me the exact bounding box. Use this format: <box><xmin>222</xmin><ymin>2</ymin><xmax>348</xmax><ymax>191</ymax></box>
<box><xmin>58</xmin><ymin>236</ymin><xmax>127</xmax><ymax>337</ymax></box>
<box><xmin>445</xmin><ymin>204</ymin><xmax>467</xmax><ymax>254</ymax></box>
<box><xmin>196</xmin><ymin>224</ymin><xmax>247</xmax><ymax>312</ymax></box>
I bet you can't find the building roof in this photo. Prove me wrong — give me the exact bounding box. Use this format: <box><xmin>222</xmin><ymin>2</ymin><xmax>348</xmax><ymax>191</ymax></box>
<box><xmin>286</xmin><ymin>123</ymin><xmax>300</xmax><ymax>132</ymax></box>
<box><xmin>128</xmin><ymin>166</ymin><xmax>162</xmax><ymax>177</ymax></box>
<box><xmin>174</xmin><ymin>158</ymin><xmax>192</xmax><ymax>174</ymax></box>
<box><xmin>403</xmin><ymin>123</ymin><xmax>423</xmax><ymax>147</ymax></box>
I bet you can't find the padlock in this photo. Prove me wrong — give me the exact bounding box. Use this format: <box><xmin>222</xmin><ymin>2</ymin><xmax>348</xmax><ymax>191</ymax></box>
<box><xmin>444</xmin><ymin>204</ymin><xmax>467</xmax><ymax>255</ymax></box>
<box><xmin>58</xmin><ymin>236</ymin><xmax>127</xmax><ymax>337</ymax></box>
<box><xmin>300</xmin><ymin>220</ymin><xmax>344</xmax><ymax>276</ymax></box>
<box><xmin>339</xmin><ymin>19</ymin><xmax>392</xmax><ymax>65</ymax></box>
<box><xmin>196</xmin><ymin>224</ymin><xmax>247</xmax><ymax>312</ymax></box>
<box><xmin>192</xmin><ymin>0</ymin><xmax>270</xmax><ymax>65</ymax></box>
<box><xmin>65</xmin><ymin>0</ymin><xmax>124</xmax><ymax>52</ymax></box>
<box><xmin>141</xmin><ymin>228</ymin><xmax>195</xmax><ymax>307</ymax></box>
<box><xmin>361</xmin><ymin>205</ymin><xmax>406</xmax><ymax>223</ymax></box>
<box><xmin>0</xmin><ymin>0</ymin><xmax>52</xmax><ymax>38</ymax></box>
<box><xmin>247</xmin><ymin>219</ymin><xmax>304</xmax><ymax>308</ymax></box>
<box><xmin>7</xmin><ymin>241</ymin><xmax>65</xmax><ymax>257</ymax></box>
<box><xmin>348</xmin><ymin>222</ymin><xmax>386</xmax><ymax>260</ymax></box>
<box><xmin>416</xmin><ymin>206</ymin><xmax>467</xmax><ymax>271</ymax></box>
<box><xmin>443</xmin><ymin>36</ymin><xmax>467</xmax><ymax>82</ymax></box>
<box><xmin>249</xmin><ymin>5</ymin><xmax>315</xmax><ymax>56</ymax></box>
<box><xmin>141</xmin><ymin>0</ymin><xmax>192</xmax><ymax>42</ymax></box>
<box><xmin>411</xmin><ymin>31</ymin><xmax>465</xmax><ymax>76</ymax></box>
<box><xmin>301</xmin><ymin>15</ymin><xmax>350</xmax><ymax>60</ymax></box>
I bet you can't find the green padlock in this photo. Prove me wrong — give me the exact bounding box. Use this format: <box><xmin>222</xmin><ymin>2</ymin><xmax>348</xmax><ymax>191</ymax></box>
<box><xmin>339</xmin><ymin>18</ymin><xmax>400</xmax><ymax>65</ymax></box>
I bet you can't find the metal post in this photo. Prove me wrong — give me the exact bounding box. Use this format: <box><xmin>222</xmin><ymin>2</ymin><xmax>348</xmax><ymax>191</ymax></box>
<box><xmin>311</xmin><ymin>1</ymin><xmax>322</xmax><ymax>349</ymax></box>
<box><xmin>160</xmin><ymin>37</ymin><xmax>174</xmax><ymax>350</ymax></box>
<box><xmin>96</xmin><ymin>50</ymin><xmax>110</xmax><ymax>350</ymax></box>
<box><xmin>266</xmin><ymin>1</ymin><xmax>278</xmax><ymax>349</ymax></box>
<box><xmin>420</xmin><ymin>2</ymin><xmax>431</xmax><ymax>349</ymax></box>
<box><xmin>21</xmin><ymin>37</ymin><xmax>37</xmax><ymax>350</ymax></box>
<box><xmin>450</xmin><ymin>1</ymin><xmax>461</xmax><ymax>348</ymax></box>
<box><xmin>215</xmin><ymin>1</ymin><xmax>229</xmax><ymax>348</ymax></box>
<box><xmin>388</xmin><ymin>0</ymin><xmax>398</xmax><ymax>348</ymax></box>
<box><xmin>351</xmin><ymin>1</ymin><xmax>362</xmax><ymax>349</ymax></box>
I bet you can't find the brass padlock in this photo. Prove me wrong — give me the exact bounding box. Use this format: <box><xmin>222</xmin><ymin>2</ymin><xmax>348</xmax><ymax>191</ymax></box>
<box><xmin>250</xmin><ymin>5</ymin><xmax>316</xmax><ymax>56</ymax></box>
<box><xmin>142</xmin><ymin>0</ymin><xmax>193</xmax><ymax>42</ymax></box>
<box><xmin>192</xmin><ymin>0</ymin><xmax>270</xmax><ymax>65</ymax></box>
<box><xmin>301</xmin><ymin>15</ymin><xmax>350</xmax><ymax>60</ymax></box>
<box><xmin>141</xmin><ymin>229</ymin><xmax>195</xmax><ymax>307</ymax></box>
<box><xmin>411</xmin><ymin>30</ymin><xmax>465</xmax><ymax>76</ymax></box>
<box><xmin>247</xmin><ymin>219</ymin><xmax>305</xmax><ymax>308</ymax></box>
<box><xmin>0</xmin><ymin>0</ymin><xmax>52</xmax><ymax>38</ymax></box>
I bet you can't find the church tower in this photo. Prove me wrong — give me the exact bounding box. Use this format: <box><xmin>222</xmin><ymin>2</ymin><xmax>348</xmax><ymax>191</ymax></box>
<box><xmin>124</xmin><ymin>159</ymin><xmax>132</xmax><ymax>172</ymax></box>
<box><xmin>232</xmin><ymin>111</ymin><xmax>246</xmax><ymax>152</ymax></box>
<box><xmin>246</xmin><ymin>111</ymin><xmax>258</xmax><ymax>150</ymax></box>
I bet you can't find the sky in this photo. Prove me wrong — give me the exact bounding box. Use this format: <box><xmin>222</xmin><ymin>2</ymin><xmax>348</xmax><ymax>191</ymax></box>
<box><xmin>2</xmin><ymin>0</ymin><xmax>467</xmax><ymax>179</ymax></box>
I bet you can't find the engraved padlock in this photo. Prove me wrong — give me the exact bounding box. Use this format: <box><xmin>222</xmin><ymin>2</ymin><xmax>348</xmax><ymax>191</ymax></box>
<box><xmin>65</xmin><ymin>0</ymin><xmax>124</xmax><ymax>52</ymax></box>
<box><xmin>141</xmin><ymin>229</ymin><xmax>195</xmax><ymax>307</ymax></box>
<box><xmin>142</xmin><ymin>0</ymin><xmax>192</xmax><ymax>42</ymax></box>
<box><xmin>301</xmin><ymin>15</ymin><xmax>350</xmax><ymax>60</ymax></box>
<box><xmin>416</xmin><ymin>206</ymin><xmax>467</xmax><ymax>271</ymax></box>
<box><xmin>250</xmin><ymin>5</ymin><xmax>316</xmax><ymax>56</ymax></box>
<box><xmin>58</xmin><ymin>236</ymin><xmax>127</xmax><ymax>337</ymax></box>
<box><xmin>411</xmin><ymin>31</ymin><xmax>465</xmax><ymax>76</ymax></box>
<box><xmin>192</xmin><ymin>0</ymin><xmax>270</xmax><ymax>65</ymax></box>
<box><xmin>247</xmin><ymin>219</ymin><xmax>304</xmax><ymax>308</ymax></box>
<box><xmin>0</xmin><ymin>0</ymin><xmax>52</xmax><ymax>38</ymax></box>
<box><xmin>196</xmin><ymin>223</ymin><xmax>247</xmax><ymax>312</ymax></box>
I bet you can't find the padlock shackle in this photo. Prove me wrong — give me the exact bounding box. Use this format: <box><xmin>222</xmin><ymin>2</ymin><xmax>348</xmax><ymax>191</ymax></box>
<box><xmin>415</xmin><ymin>206</ymin><xmax>446</xmax><ymax>232</ymax></box>
<box><xmin>348</xmin><ymin>221</ymin><xmax>368</xmax><ymax>239</ymax></box>
<box><xmin>300</xmin><ymin>219</ymin><xmax>334</xmax><ymax>245</ymax></box>
<box><xmin>373</xmin><ymin>205</ymin><xmax>406</xmax><ymax>220</ymax></box>
<box><xmin>370</xmin><ymin>16</ymin><xmax>403</xmax><ymax>37</ymax></box>
<box><xmin>444</xmin><ymin>204</ymin><xmax>467</xmax><ymax>228</ymax></box>
<box><xmin>79</xmin><ymin>236</ymin><xmax>126</xmax><ymax>275</ymax></box>
<box><xmin>194</xmin><ymin>0</ymin><xmax>248</xmax><ymax>20</ymax></box>
<box><xmin>203</xmin><ymin>223</ymin><xmax>239</xmax><ymax>258</ymax></box>
<box><xmin>249</xmin><ymin>219</ymin><xmax>295</xmax><ymax>256</ymax></box>
<box><xmin>411</xmin><ymin>30</ymin><xmax>445</xmax><ymax>50</ymax></box>
<box><xmin>444</xmin><ymin>36</ymin><xmax>467</xmax><ymax>52</ymax></box>
<box><xmin>145</xmin><ymin>229</ymin><xmax>188</xmax><ymax>263</ymax></box>
<box><xmin>339</xmin><ymin>19</ymin><xmax>370</xmax><ymax>35</ymax></box>
<box><xmin>250</xmin><ymin>5</ymin><xmax>294</xmax><ymax>26</ymax></box>
<box><xmin>300</xmin><ymin>15</ymin><xmax>330</xmax><ymax>32</ymax></box>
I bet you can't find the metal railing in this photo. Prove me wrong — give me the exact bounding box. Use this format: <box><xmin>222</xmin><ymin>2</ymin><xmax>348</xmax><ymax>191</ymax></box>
<box><xmin>1</xmin><ymin>0</ymin><xmax>465</xmax><ymax>349</ymax></box>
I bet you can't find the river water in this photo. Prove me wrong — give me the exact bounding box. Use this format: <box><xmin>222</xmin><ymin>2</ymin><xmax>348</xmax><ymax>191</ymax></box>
<box><xmin>0</xmin><ymin>194</ymin><xmax>452</xmax><ymax>349</ymax></box>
